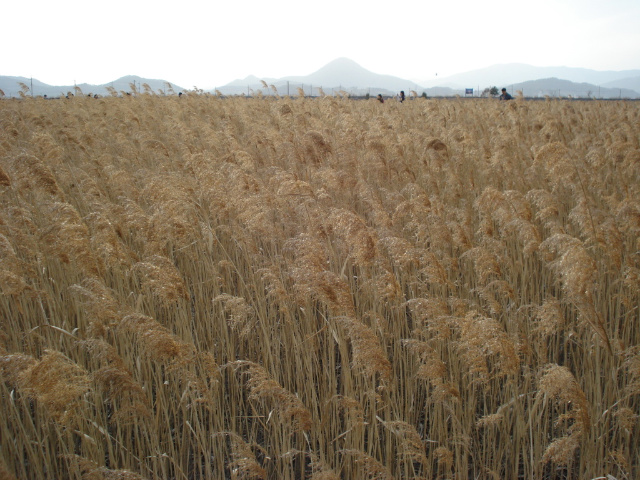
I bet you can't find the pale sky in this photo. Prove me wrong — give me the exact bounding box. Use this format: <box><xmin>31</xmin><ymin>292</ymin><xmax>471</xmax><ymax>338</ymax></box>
<box><xmin>3</xmin><ymin>0</ymin><xmax>639</xmax><ymax>89</ymax></box>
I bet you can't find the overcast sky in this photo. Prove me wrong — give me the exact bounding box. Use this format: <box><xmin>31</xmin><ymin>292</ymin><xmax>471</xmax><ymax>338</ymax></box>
<box><xmin>3</xmin><ymin>0</ymin><xmax>639</xmax><ymax>89</ymax></box>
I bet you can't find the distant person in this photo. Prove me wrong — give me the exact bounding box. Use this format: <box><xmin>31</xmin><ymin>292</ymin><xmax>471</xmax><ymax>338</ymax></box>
<box><xmin>399</xmin><ymin>90</ymin><xmax>405</xmax><ymax>103</ymax></box>
<box><xmin>499</xmin><ymin>88</ymin><xmax>513</xmax><ymax>100</ymax></box>
<box><xmin>377</xmin><ymin>94</ymin><xmax>384</xmax><ymax>103</ymax></box>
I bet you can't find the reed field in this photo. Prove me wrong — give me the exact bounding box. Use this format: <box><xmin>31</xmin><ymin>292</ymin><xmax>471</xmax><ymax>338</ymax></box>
<box><xmin>0</xmin><ymin>91</ymin><xmax>638</xmax><ymax>480</ymax></box>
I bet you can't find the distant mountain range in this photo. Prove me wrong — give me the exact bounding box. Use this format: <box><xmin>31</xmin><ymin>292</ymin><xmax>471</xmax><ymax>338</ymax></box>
<box><xmin>2</xmin><ymin>58</ymin><xmax>639</xmax><ymax>99</ymax></box>
<box><xmin>0</xmin><ymin>75</ymin><xmax>184</xmax><ymax>99</ymax></box>
<box><xmin>418</xmin><ymin>63</ymin><xmax>640</xmax><ymax>89</ymax></box>
<box><xmin>221</xmin><ymin>57</ymin><xmax>416</xmax><ymax>96</ymax></box>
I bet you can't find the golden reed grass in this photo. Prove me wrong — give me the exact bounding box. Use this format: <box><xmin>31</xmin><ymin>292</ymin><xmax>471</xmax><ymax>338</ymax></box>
<box><xmin>0</xmin><ymin>94</ymin><xmax>638</xmax><ymax>479</ymax></box>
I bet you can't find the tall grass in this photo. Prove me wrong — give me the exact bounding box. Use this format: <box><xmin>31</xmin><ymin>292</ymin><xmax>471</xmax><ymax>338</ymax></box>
<box><xmin>0</xmin><ymin>93</ymin><xmax>638</xmax><ymax>479</ymax></box>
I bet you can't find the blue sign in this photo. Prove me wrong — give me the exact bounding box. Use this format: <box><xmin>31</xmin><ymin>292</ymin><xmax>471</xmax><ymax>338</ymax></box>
<box><xmin>465</xmin><ymin>88</ymin><xmax>473</xmax><ymax>95</ymax></box>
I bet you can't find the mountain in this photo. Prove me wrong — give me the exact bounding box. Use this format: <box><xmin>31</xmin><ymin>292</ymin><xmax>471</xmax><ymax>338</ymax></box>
<box><xmin>2</xmin><ymin>60</ymin><xmax>639</xmax><ymax>98</ymax></box>
<box><xmin>212</xmin><ymin>59</ymin><xmax>640</xmax><ymax>97</ymax></box>
<box><xmin>0</xmin><ymin>75</ymin><xmax>184</xmax><ymax>98</ymax></box>
<box><xmin>101</xmin><ymin>75</ymin><xmax>184</xmax><ymax>95</ymax></box>
<box><xmin>602</xmin><ymin>76</ymin><xmax>640</xmax><ymax>93</ymax></box>
<box><xmin>0</xmin><ymin>76</ymin><xmax>66</xmax><ymax>98</ymax></box>
<box><xmin>418</xmin><ymin>63</ymin><xmax>640</xmax><ymax>90</ymax></box>
<box><xmin>290</xmin><ymin>57</ymin><xmax>416</xmax><ymax>92</ymax></box>
<box><xmin>216</xmin><ymin>58</ymin><xmax>420</xmax><ymax>96</ymax></box>
<box><xmin>508</xmin><ymin>77</ymin><xmax>638</xmax><ymax>99</ymax></box>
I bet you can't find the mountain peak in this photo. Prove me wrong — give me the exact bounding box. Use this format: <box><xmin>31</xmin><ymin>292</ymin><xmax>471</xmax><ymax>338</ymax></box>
<box><xmin>311</xmin><ymin>57</ymin><xmax>367</xmax><ymax>76</ymax></box>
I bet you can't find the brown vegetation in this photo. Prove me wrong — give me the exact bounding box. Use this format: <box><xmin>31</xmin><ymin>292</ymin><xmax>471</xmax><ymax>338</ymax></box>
<box><xmin>0</xmin><ymin>93</ymin><xmax>638</xmax><ymax>479</ymax></box>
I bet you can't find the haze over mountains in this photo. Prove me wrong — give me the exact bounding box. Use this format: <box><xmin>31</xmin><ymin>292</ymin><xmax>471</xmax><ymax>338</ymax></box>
<box><xmin>2</xmin><ymin>58</ymin><xmax>639</xmax><ymax>98</ymax></box>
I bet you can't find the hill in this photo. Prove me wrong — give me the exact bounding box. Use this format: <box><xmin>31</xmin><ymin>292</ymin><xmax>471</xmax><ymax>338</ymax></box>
<box><xmin>216</xmin><ymin>58</ymin><xmax>419</xmax><ymax>96</ymax></box>
<box><xmin>419</xmin><ymin>63</ymin><xmax>640</xmax><ymax>91</ymax></box>
<box><xmin>208</xmin><ymin>60</ymin><xmax>640</xmax><ymax>98</ymax></box>
<box><xmin>509</xmin><ymin>77</ymin><xmax>638</xmax><ymax>99</ymax></box>
<box><xmin>2</xmin><ymin>59</ymin><xmax>639</xmax><ymax>98</ymax></box>
<box><xmin>602</xmin><ymin>76</ymin><xmax>640</xmax><ymax>93</ymax></box>
<box><xmin>0</xmin><ymin>75</ymin><xmax>184</xmax><ymax>98</ymax></box>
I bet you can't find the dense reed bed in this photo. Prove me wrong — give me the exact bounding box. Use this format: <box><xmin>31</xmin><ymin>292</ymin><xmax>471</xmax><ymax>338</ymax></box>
<box><xmin>0</xmin><ymin>92</ymin><xmax>638</xmax><ymax>479</ymax></box>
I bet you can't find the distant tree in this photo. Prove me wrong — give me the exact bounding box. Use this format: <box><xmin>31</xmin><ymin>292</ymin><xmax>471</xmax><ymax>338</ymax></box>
<box><xmin>421</xmin><ymin>92</ymin><xmax>428</xmax><ymax>99</ymax></box>
<box><xmin>482</xmin><ymin>86</ymin><xmax>499</xmax><ymax>97</ymax></box>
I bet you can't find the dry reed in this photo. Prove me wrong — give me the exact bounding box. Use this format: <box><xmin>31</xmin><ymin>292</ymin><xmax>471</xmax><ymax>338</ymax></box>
<box><xmin>0</xmin><ymin>94</ymin><xmax>638</xmax><ymax>479</ymax></box>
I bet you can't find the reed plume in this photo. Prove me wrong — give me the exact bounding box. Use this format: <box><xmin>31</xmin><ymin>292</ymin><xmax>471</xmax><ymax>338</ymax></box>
<box><xmin>8</xmin><ymin>152</ymin><xmax>60</xmax><ymax>196</ymax></box>
<box><xmin>404</xmin><ymin>297</ymin><xmax>456</xmax><ymax>339</ymax></box>
<box><xmin>63</xmin><ymin>455</ymin><xmax>148</xmax><ymax>480</ymax></box>
<box><xmin>79</xmin><ymin>338</ymin><xmax>150</xmax><ymax>424</ymax></box>
<box><xmin>326</xmin><ymin>208</ymin><xmax>377</xmax><ymax>265</ymax></box>
<box><xmin>0</xmin><ymin>233</ymin><xmax>35</xmax><ymax>296</ymax></box>
<box><xmin>0</xmin><ymin>456</ymin><xmax>17</xmax><ymax>480</ymax></box>
<box><xmin>287</xmin><ymin>234</ymin><xmax>355</xmax><ymax>316</ymax></box>
<box><xmin>213</xmin><ymin>432</ymin><xmax>266</xmax><ymax>480</ymax></box>
<box><xmin>302</xmin><ymin>130</ymin><xmax>332</xmax><ymax>164</ymax></box>
<box><xmin>433</xmin><ymin>445</ymin><xmax>454</xmax><ymax>470</ymax></box>
<box><xmin>40</xmin><ymin>201</ymin><xmax>102</xmax><ymax>276</ymax></box>
<box><xmin>326</xmin><ymin>394</ymin><xmax>365</xmax><ymax>427</ymax></box>
<box><xmin>537</xmin><ymin>364</ymin><xmax>591</xmax><ymax>466</ymax></box>
<box><xmin>17</xmin><ymin>349</ymin><xmax>91</xmax><ymax>425</ymax></box>
<box><xmin>539</xmin><ymin>233</ymin><xmax>612</xmax><ymax>352</ymax></box>
<box><xmin>456</xmin><ymin>310</ymin><xmax>519</xmax><ymax>384</ymax></box>
<box><xmin>476</xmin><ymin>187</ymin><xmax>540</xmax><ymax>254</ymax></box>
<box><xmin>119</xmin><ymin>313</ymin><xmax>194</xmax><ymax>367</ymax></box>
<box><xmin>335</xmin><ymin>316</ymin><xmax>392</xmax><ymax>384</ymax></box>
<box><xmin>533</xmin><ymin>298</ymin><xmax>565</xmax><ymax>338</ymax></box>
<box><xmin>0</xmin><ymin>164</ymin><xmax>10</xmax><ymax>186</ymax></box>
<box><xmin>339</xmin><ymin>449</ymin><xmax>393</xmax><ymax>480</ymax></box>
<box><xmin>85</xmin><ymin>208</ymin><xmax>135</xmax><ymax>270</ymax></box>
<box><xmin>526</xmin><ymin>189</ymin><xmax>564</xmax><ymax>234</ymax></box>
<box><xmin>213</xmin><ymin>294</ymin><xmax>257</xmax><ymax>338</ymax></box>
<box><xmin>133</xmin><ymin>255</ymin><xmax>189</xmax><ymax>304</ymax></box>
<box><xmin>623</xmin><ymin>346</ymin><xmax>640</xmax><ymax>398</ymax></box>
<box><xmin>461</xmin><ymin>245</ymin><xmax>502</xmax><ymax>286</ymax></box>
<box><xmin>226</xmin><ymin>360</ymin><xmax>313</xmax><ymax>432</ymax></box>
<box><xmin>280</xmin><ymin>450</ymin><xmax>340</xmax><ymax>480</ymax></box>
<box><xmin>0</xmin><ymin>352</ymin><xmax>37</xmax><ymax>387</ymax></box>
<box><xmin>377</xmin><ymin>417</ymin><xmax>427</xmax><ymax>466</ymax></box>
<box><xmin>403</xmin><ymin>338</ymin><xmax>460</xmax><ymax>406</ymax></box>
<box><xmin>70</xmin><ymin>278</ymin><xmax>122</xmax><ymax>337</ymax></box>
